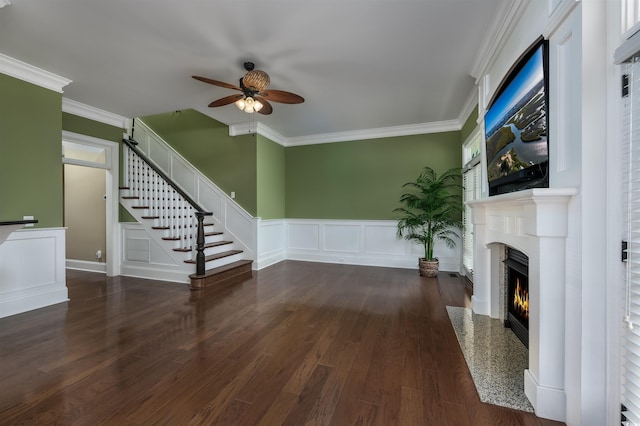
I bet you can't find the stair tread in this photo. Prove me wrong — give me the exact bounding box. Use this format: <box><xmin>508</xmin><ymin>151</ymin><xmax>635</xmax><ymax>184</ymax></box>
<box><xmin>184</xmin><ymin>249</ymin><xmax>243</xmax><ymax>264</ymax></box>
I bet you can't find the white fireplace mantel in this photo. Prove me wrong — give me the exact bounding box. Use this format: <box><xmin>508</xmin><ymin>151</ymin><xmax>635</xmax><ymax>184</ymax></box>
<box><xmin>467</xmin><ymin>187</ymin><xmax>577</xmax><ymax>422</ymax></box>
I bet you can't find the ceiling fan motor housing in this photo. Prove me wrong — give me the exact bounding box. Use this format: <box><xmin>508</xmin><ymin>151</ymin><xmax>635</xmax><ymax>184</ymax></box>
<box><xmin>242</xmin><ymin>69</ymin><xmax>270</xmax><ymax>91</ymax></box>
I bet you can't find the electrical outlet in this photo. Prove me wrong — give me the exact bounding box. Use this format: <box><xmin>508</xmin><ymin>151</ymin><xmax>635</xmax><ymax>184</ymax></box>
<box><xmin>231</xmin><ymin>191</ymin><xmax>236</xmax><ymax>199</ymax></box>
<box><xmin>96</xmin><ymin>250</ymin><xmax>102</xmax><ymax>260</ymax></box>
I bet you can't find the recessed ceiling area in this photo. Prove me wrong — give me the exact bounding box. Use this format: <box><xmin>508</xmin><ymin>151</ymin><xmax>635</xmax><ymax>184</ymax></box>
<box><xmin>0</xmin><ymin>0</ymin><xmax>504</xmax><ymax>139</ymax></box>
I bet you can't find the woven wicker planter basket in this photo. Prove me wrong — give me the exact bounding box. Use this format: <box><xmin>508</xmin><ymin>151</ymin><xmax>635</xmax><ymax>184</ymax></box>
<box><xmin>418</xmin><ymin>258</ymin><xmax>439</xmax><ymax>277</ymax></box>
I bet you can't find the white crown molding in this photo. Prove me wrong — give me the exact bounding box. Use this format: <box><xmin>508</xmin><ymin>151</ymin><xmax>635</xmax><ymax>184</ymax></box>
<box><xmin>230</xmin><ymin>119</ymin><xmax>462</xmax><ymax>147</ymax></box>
<box><xmin>62</xmin><ymin>98</ymin><xmax>130</xmax><ymax>129</ymax></box>
<box><xmin>0</xmin><ymin>53</ymin><xmax>71</xmax><ymax>93</ymax></box>
<box><xmin>458</xmin><ymin>85</ymin><xmax>479</xmax><ymax>127</ymax></box>
<box><xmin>284</xmin><ymin>120</ymin><xmax>462</xmax><ymax>147</ymax></box>
<box><xmin>469</xmin><ymin>0</ymin><xmax>530</xmax><ymax>81</ymax></box>
<box><xmin>0</xmin><ymin>0</ymin><xmax>11</xmax><ymax>8</ymax></box>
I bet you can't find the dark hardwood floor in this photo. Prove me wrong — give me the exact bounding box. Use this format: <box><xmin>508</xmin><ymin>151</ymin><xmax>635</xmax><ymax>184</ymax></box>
<box><xmin>0</xmin><ymin>261</ymin><xmax>563</xmax><ymax>425</ymax></box>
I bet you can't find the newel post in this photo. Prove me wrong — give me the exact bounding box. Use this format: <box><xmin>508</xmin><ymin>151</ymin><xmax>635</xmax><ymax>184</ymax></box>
<box><xmin>195</xmin><ymin>212</ymin><xmax>207</xmax><ymax>276</ymax></box>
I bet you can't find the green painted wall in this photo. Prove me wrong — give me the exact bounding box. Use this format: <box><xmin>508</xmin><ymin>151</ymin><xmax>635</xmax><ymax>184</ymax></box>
<box><xmin>460</xmin><ymin>105</ymin><xmax>479</xmax><ymax>143</ymax></box>
<box><xmin>0</xmin><ymin>73</ymin><xmax>63</xmax><ymax>228</ymax></box>
<box><xmin>140</xmin><ymin>110</ymin><xmax>257</xmax><ymax>216</ymax></box>
<box><xmin>256</xmin><ymin>135</ymin><xmax>285</xmax><ymax>219</ymax></box>
<box><xmin>62</xmin><ymin>113</ymin><xmax>123</xmax><ymax>142</ymax></box>
<box><xmin>285</xmin><ymin>132</ymin><xmax>462</xmax><ymax>219</ymax></box>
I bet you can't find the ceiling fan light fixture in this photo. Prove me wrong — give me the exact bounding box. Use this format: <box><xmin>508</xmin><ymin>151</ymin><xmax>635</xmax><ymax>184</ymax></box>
<box><xmin>236</xmin><ymin>96</ymin><xmax>261</xmax><ymax>113</ymax></box>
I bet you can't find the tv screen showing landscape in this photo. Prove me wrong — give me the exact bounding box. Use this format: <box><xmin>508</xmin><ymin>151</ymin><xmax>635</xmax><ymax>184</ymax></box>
<box><xmin>484</xmin><ymin>39</ymin><xmax>548</xmax><ymax>195</ymax></box>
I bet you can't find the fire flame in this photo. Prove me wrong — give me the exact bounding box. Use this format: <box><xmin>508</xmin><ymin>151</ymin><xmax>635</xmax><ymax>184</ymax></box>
<box><xmin>513</xmin><ymin>278</ymin><xmax>529</xmax><ymax>320</ymax></box>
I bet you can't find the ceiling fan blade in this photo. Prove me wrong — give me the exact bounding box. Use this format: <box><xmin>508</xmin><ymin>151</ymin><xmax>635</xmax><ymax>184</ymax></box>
<box><xmin>208</xmin><ymin>94</ymin><xmax>244</xmax><ymax>107</ymax></box>
<box><xmin>260</xmin><ymin>89</ymin><xmax>305</xmax><ymax>104</ymax></box>
<box><xmin>192</xmin><ymin>75</ymin><xmax>242</xmax><ymax>91</ymax></box>
<box><xmin>256</xmin><ymin>98</ymin><xmax>273</xmax><ymax>115</ymax></box>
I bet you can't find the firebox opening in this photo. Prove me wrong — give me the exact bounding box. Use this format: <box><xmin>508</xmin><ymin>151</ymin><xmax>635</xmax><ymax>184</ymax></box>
<box><xmin>504</xmin><ymin>248</ymin><xmax>529</xmax><ymax>348</ymax></box>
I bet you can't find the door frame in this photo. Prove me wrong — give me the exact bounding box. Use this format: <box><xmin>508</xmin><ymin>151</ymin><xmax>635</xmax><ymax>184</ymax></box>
<box><xmin>62</xmin><ymin>130</ymin><xmax>120</xmax><ymax>276</ymax></box>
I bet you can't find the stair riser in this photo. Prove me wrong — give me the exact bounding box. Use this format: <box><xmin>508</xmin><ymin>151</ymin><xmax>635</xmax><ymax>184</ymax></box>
<box><xmin>201</xmin><ymin>252</ymin><xmax>244</xmax><ymax>270</ymax></box>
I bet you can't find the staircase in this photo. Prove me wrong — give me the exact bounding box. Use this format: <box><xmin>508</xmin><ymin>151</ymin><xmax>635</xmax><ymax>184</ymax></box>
<box><xmin>120</xmin><ymin>138</ymin><xmax>252</xmax><ymax>289</ymax></box>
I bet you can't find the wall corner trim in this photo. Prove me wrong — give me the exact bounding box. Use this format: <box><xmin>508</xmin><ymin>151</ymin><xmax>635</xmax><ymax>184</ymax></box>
<box><xmin>62</xmin><ymin>98</ymin><xmax>130</xmax><ymax>129</ymax></box>
<box><xmin>0</xmin><ymin>52</ymin><xmax>71</xmax><ymax>93</ymax></box>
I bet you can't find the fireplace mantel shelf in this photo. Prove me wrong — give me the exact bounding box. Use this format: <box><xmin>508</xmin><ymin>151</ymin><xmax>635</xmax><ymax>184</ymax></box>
<box><xmin>467</xmin><ymin>187</ymin><xmax>578</xmax><ymax>207</ymax></box>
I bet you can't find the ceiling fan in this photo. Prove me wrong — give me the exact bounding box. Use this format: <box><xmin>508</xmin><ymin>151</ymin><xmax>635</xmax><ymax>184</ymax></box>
<box><xmin>193</xmin><ymin>62</ymin><xmax>304</xmax><ymax>115</ymax></box>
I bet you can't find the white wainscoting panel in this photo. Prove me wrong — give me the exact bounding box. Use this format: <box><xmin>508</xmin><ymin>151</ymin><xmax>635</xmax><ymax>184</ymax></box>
<box><xmin>0</xmin><ymin>228</ymin><xmax>68</xmax><ymax>318</ymax></box>
<box><xmin>257</xmin><ymin>219</ymin><xmax>286</xmax><ymax>269</ymax></box>
<box><xmin>171</xmin><ymin>155</ymin><xmax>196</xmax><ymax>195</ymax></box>
<box><xmin>119</xmin><ymin>223</ymin><xmax>192</xmax><ymax>283</ymax></box>
<box><xmin>287</xmin><ymin>222</ymin><xmax>320</xmax><ymax>250</ymax></box>
<box><xmin>324</xmin><ymin>224</ymin><xmax>360</xmax><ymax>253</ymax></box>
<box><xmin>364</xmin><ymin>225</ymin><xmax>406</xmax><ymax>255</ymax></box>
<box><xmin>284</xmin><ymin>219</ymin><xmax>462</xmax><ymax>272</ymax></box>
<box><xmin>149</xmin><ymin>139</ymin><xmax>169</xmax><ymax>172</ymax></box>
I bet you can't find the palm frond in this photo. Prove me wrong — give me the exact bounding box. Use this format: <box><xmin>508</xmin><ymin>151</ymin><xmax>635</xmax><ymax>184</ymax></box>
<box><xmin>394</xmin><ymin>166</ymin><xmax>463</xmax><ymax>260</ymax></box>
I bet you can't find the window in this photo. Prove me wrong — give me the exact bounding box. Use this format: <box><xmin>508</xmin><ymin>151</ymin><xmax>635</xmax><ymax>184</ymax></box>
<box><xmin>623</xmin><ymin>0</ymin><xmax>640</xmax><ymax>39</ymax></box>
<box><xmin>462</xmin><ymin>128</ymin><xmax>483</xmax><ymax>277</ymax></box>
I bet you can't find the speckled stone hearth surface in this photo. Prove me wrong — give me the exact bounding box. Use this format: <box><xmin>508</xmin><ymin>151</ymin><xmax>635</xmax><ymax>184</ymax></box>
<box><xmin>446</xmin><ymin>306</ymin><xmax>534</xmax><ymax>413</ymax></box>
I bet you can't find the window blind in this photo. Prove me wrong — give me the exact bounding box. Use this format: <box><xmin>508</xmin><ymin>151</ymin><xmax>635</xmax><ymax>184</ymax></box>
<box><xmin>622</xmin><ymin>54</ymin><xmax>640</xmax><ymax>426</ymax></box>
<box><xmin>463</xmin><ymin>162</ymin><xmax>481</xmax><ymax>274</ymax></box>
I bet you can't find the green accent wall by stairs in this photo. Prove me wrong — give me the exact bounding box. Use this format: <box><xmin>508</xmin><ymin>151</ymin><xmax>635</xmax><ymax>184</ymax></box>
<box><xmin>0</xmin><ymin>73</ymin><xmax>63</xmax><ymax>228</ymax></box>
<box><xmin>140</xmin><ymin>110</ymin><xmax>258</xmax><ymax>217</ymax></box>
<box><xmin>285</xmin><ymin>132</ymin><xmax>462</xmax><ymax>219</ymax></box>
<box><xmin>62</xmin><ymin>113</ymin><xmax>124</xmax><ymax>142</ymax></box>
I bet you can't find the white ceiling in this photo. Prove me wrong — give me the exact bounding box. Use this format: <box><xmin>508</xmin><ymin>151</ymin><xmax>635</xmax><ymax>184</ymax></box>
<box><xmin>0</xmin><ymin>0</ymin><xmax>503</xmax><ymax>140</ymax></box>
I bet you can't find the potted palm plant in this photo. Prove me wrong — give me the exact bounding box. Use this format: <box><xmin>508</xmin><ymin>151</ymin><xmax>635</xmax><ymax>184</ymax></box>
<box><xmin>394</xmin><ymin>166</ymin><xmax>463</xmax><ymax>277</ymax></box>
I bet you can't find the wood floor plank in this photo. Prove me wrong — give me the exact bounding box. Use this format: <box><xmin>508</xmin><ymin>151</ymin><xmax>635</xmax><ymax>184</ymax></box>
<box><xmin>0</xmin><ymin>263</ymin><xmax>564</xmax><ymax>426</ymax></box>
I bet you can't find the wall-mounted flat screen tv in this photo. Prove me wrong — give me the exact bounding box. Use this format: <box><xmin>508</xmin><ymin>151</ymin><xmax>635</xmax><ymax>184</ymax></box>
<box><xmin>484</xmin><ymin>37</ymin><xmax>549</xmax><ymax>196</ymax></box>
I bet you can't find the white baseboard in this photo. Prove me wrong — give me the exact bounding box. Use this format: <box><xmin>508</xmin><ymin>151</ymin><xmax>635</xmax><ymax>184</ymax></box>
<box><xmin>66</xmin><ymin>259</ymin><xmax>107</xmax><ymax>273</ymax></box>
<box><xmin>524</xmin><ymin>369</ymin><xmax>566</xmax><ymax>422</ymax></box>
<box><xmin>120</xmin><ymin>262</ymin><xmax>191</xmax><ymax>284</ymax></box>
<box><xmin>255</xmin><ymin>249</ymin><xmax>286</xmax><ymax>270</ymax></box>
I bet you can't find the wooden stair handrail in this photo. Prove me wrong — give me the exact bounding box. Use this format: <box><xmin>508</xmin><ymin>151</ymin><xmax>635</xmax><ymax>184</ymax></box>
<box><xmin>0</xmin><ymin>219</ymin><xmax>38</xmax><ymax>226</ymax></box>
<box><xmin>123</xmin><ymin>137</ymin><xmax>212</xmax><ymax>277</ymax></box>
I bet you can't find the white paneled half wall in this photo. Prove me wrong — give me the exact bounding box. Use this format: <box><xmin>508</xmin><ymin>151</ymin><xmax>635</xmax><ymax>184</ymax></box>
<box><xmin>0</xmin><ymin>228</ymin><xmax>68</xmax><ymax>318</ymax></box>
<box><xmin>257</xmin><ymin>219</ymin><xmax>462</xmax><ymax>272</ymax></box>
